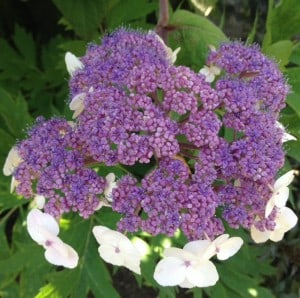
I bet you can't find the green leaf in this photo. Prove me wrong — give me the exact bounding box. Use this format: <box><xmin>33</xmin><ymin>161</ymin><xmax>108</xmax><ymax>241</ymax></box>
<box><xmin>264</xmin><ymin>40</ymin><xmax>294</xmax><ymax>70</ymax></box>
<box><xmin>287</xmin><ymin>93</ymin><xmax>300</xmax><ymax>118</ymax></box>
<box><xmin>271</xmin><ymin>0</ymin><xmax>300</xmax><ymax>42</ymax></box>
<box><xmin>287</xmin><ymin>67</ymin><xmax>300</xmax><ymax>94</ymax></box>
<box><xmin>169</xmin><ymin>9</ymin><xmax>228</xmax><ymax>70</ymax></box>
<box><xmin>12</xmin><ymin>25</ymin><xmax>36</xmax><ymax>66</ymax></box>
<box><xmin>0</xmin><ymin>88</ymin><xmax>32</xmax><ymax>139</ymax></box>
<box><xmin>107</xmin><ymin>0</ymin><xmax>158</xmax><ymax>29</ymax></box>
<box><xmin>289</xmin><ymin>44</ymin><xmax>300</xmax><ymax>65</ymax></box>
<box><xmin>52</xmin><ymin>0</ymin><xmax>118</xmax><ymax>39</ymax></box>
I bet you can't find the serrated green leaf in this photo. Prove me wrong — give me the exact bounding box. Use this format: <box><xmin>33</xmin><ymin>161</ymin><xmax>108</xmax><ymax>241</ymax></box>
<box><xmin>0</xmin><ymin>88</ymin><xmax>32</xmax><ymax>139</ymax></box>
<box><xmin>52</xmin><ymin>0</ymin><xmax>118</xmax><ymax>39</ymax></box>
<box><xmin>12</xmin><ymin>25</ymin><xmax>36</xmax><ymax>66</ymax></box>
<box><xmin>169</xmin><ymin>9</ymin><xmax>228</xmax><ymax>70</ymax></box>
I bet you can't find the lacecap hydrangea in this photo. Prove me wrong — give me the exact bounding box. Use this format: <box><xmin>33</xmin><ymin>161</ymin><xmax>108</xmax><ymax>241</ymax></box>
<box><xmin>3</xmin><ymin>28</ymin><xmax>297</xmax><ymax>288</ymax></box>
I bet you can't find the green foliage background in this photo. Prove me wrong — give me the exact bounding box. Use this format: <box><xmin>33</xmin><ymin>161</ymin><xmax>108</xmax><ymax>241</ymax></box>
<box><xmin>0</xmin><ymin>0</ymin><xmax>299</xmax><ymax>297</ymax></box>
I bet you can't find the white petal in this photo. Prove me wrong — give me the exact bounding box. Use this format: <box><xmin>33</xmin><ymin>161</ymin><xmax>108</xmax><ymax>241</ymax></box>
<box><xmin>179</xmin><ymin>279</ymin><xmax>195</xmax><ymax>288</ymax></box>
<box><xmin>276</xmin><ymin>121</ymin><xmax>297</xmax><ymax>142</ymax></box>
<box><xmin>94</xmin><ymin>200</ymin><xmax>111</xmax><ymax>210</ymax></box>
<box><xmin>153</xmin><ymin>32</ymin><xmax>180</xmax><ymax>64</ymax></box>
<box><xmin>153</xmin><ymin>257</ymin><xmax>186</xmax><ymax>286</ymax></box>
<box><xmin>186</xmin><ymin>260</ymin><xmax>219</xmax><ymax>287</ymax></box>
<box><xmin>27</xmin><ymin>209</ymin><xmax>59</xmax><ymax>244</ymax></box>
<box><xmin>3</xmin><ymin>147</ymin><xmax>23</xmax><ymax>176</ymax></box>
<box><xmin>250</xmin><ymin>225</ymin><xmax>271</xmax><ymax>243</ymax></box>
<box><xmin>265</xmin><ymin>197</ymin><xmax>275</xmax><ymax>218</ymax></box>
<box><xmin>276</xmin><ymin>207</ymin><xmax>298</xmax><ymax>233</ymax></box>
<box><xmin>10</xmin><ymin>176</ymin><xmax>20</xmax><ymax>193</ymax></box>
<box><xmin>34</xmin><ymin>195</ymin><xmax>46</xmax><ymax>209</ymax></box>
<box><xmin>216</xmin><ymin>237</ymin><xmax>243</xmax><ymax>260</ymax></box>
<box><xmin>183</xmin><ymin>240</ymin><xmax>211</xmax><ymax>256</ymax></box>
<box><xmin>99</xmin><ymin>244</ymin><xmax>124</xmax><ymax>267</ymax></box>
<box><xmin>92</xmin><ymin>226</ymin><xmax>110</xmax><ymax>244</ymax></box>
<box><xmin>274</xmin><ymin>170</ymin><xmax>295</xmax><ymax>190</ymax></box>
<box><xmin>212</xmin><ymin>234</ymin><xmax>229</xmax><ymax>246</ymax></box>
<box><xmin>104</xmin><ymin>173</ymin><xmax>117</xmax><ymax>202</ymax></box>
<box><xmin>183</xmin><ymin>240</ymin><xmax>215</xmax><ymax>260</ymax></box>
<box><xmin>164</xmin><ymin>247</ymin><xmax>196</xmax><ymax>261</ymax></box>
<box><xmin>169</xmin><ymin>47</ymin><xmax>181</xmax><ymax>64</ymax></box>
<box><xmin>123</xmin><ymin>253</ymin><xmax>141</xmax><ymax>274</ymax></box>
<box><xmin>269</xmin><ymin>230</ymin><xmax>284</xmax><ymax>242</ymax></box>
<box><xmin>65</xmin><ymin>52</ymin><xmax>84</xmax><ymax>76</ymax></box>
<box><xmin>44</xmin><ymin>236</ymin><xmax>79</xmax><ymax>268</ymax></box>
<box><xmin>69</xmin><ymin>93</ymin><xmax>86</xmax><ymax>119</ymax></box>
<box><xmin>273</xmin><ymin>186</ymin><xmax>289</xmax><ymax>208</ymax></box>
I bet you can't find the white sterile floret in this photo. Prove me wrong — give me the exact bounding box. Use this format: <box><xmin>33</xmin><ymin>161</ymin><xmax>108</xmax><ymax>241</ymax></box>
<box><xmin>104</xmin><ymin>173</ymin><xmax>117</xmax><ymax>202</ymax></box>
<box><xmin>199</xmin><ymin>65</ymin><xmax>221</xmax><ymax>83</ymax></box>
<box><xmin>92</xmin><ymin>226</ymin><xmax>142</xmax><ymax>274</ymax></box>
<box><xmin>33</xmin><ymin>194</ymin><xmax>46</xmax><ymax>209</ymax></box>
<box><xmin>154</xmin><ymin>32</ymin><xmax>181</xmax><ymax>64</ymax></box>
<box><xmin>265</xmin><ymin>170</ymin><xmax>296</xmax><ymax>218</ymax></box>
<box><xmin>276</xmin><ymin>121</ymin><xmax>297</xmax><ymax>142</ymax></box>
<box><xmin>3</xmin><ymin>146</ymin><xmax>23</xmax><ymax>176</ymax></box>
<box><xmin>69</xmin><ymin>92</ymin><xmax>86</xmax><ymax>119</ymax></box>
<box><xmin>27</xmin><ymin>209</ymin><xmax>79</xmax><ymax>268</ymax></box>
<box><xmin>10</xmin><ymin>176</ymin><xmax>20</xmax><ymax>193</ymax></box>
<box><xmin>251</xmin><ymin>207</ymin><xmax>298</xmax><ymax>243</ymax></box>
<box><xmin>65</xmin><ymin>52</ymin><xmax>84</xmax><ymax>76</ymax></box>
<box><xmin>207</xmin><ymin>234</ymin><xmax>243</xmax><ymax>260</ymax></box>
<box><xmin>154</xmin><ymin>245</ymin><xmax>218</xmax><ymax>288</ymax></box>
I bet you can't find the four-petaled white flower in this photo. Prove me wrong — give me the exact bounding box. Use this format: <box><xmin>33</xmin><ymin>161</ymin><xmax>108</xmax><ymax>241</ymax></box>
<box><xmin>27</xmin><ymin>209</ymin><xmax>79</xmax><ymax>268</ymax></box>
<box><xmin>65</xmin><ymin>52</ymin><xmax>84</xmax><ymax>76</ymax></box>
<box><xmin>199</xmin><ymin>65</ymin><xmax>221</xmax><ymax>83</ymax></box>
<box><xmin>251</xmin><ymin>207</ymin><xmax>298</xmax><ymax>243</ymax></box>
<box><xmin>265</xmin><ymin>170</ymin><xmax>295</xmax><ymax>218</ymax></box>
<box><xmin>3</xmin><ymin>146</ymin><xmax>23</xmax><ymax>176</ymax></box>
<box><xmin>92</xmin><ymin>226</ymin><xmax>142</xmax><ymax>274</ymax></box>
<box><xmin>154</xmin><ymin>234</ymin><xmax>243</xmax><ymax>288</ymax></box>
<box><xmin>276</xmin><ymin>121</ymin><xmax>297</xmax><ymax>143</ymax></box>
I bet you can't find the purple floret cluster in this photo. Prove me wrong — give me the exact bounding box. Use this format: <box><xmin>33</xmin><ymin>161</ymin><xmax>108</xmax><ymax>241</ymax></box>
<box><xmin>12</xmin><ymin>29</ymin><xmax>289</xmax><ymax>240</ymax></box>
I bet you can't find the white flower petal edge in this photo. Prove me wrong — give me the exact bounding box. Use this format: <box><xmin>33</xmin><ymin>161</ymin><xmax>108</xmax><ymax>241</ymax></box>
<box><xmin>3</xmin><ymin>146</ymin><xmax>23</xmax><ymax>176</ymax></box>
<box><xmin>69</xmin><ymin>92</ymin><xmax>86</xmax><ymax>119</ymax></box>
<box><xmin>251</xmin><ymin>207</ymin><xmax>298</xmax><ymax>243</ymax></box>
<box><xmin>265</xmin><ymin>170</ymin><xmax>295</xmax><ymax>218</ymax></box>
<box><xmin>104</xmin><ymin>173</ymin><xmax>117</xmax><ymax>202</ymax></box>
<box><xmin>65</xmin><ymin>52</ymin><xmax>84</xmax><ymax>76</ymax></box>
<box><xmin>276</xmin><ymin>121</ymin><xmax>297</xmax><ymax>143</ymax></box>
<box><xmin>154</xmin><ymin>32</ymin><xmax>181</xmax><ymax>64</ymax></box>
<box><xmin>199</xmin><ymin>65</ymin><xmax>221</xmax><ymax>83</ymax></box>
<box><xmin>210</xmin><ymin>234</ymin><xmax>243</xmax><ymax>260</ymax></box>
<box><xmin>92</xmin><ymin>225</ymin><xmax>142</xmax><ymax>275</ymax></box>
<box><xmin>27</xmin><ymin>209</ymin><xmax>79</xmax><ymax>268</ymax></box>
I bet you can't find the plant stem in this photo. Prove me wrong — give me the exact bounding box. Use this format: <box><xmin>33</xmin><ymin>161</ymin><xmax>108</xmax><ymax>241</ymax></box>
<box><xmin>156</xmin><ymin>0</ymin><xmax>169</xmax><ymax>44</ymax></box>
